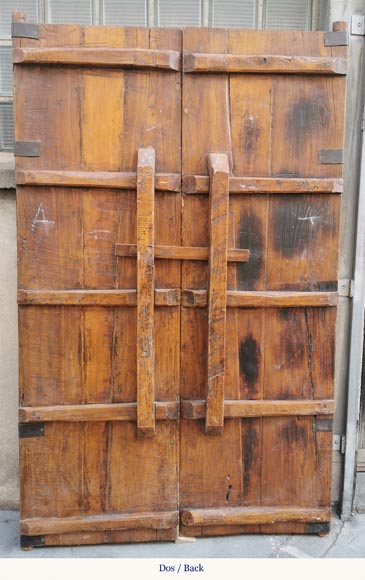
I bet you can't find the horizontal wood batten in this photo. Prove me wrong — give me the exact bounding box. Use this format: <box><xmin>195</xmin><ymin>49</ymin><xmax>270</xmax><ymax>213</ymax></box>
<box><xmin>19</xmin><ymin>401</ymin><xmax>179</xmax><ymax>423</ymax></box>
<box><xmin>13</xmin><ymin>47</ymin><xmax>181</xmax><ymax>70</ymax></box>
<box><xmin>20</xmin><ymin>511</ymin><xmax>179</xmax><ymax>535</ymax></box>
<box><xmin>182</xmin><ymin>175</ymin><xmax>343</xmax><ymax>194</ymax></box>
<box><xmin>16</xmin><ymin>170</ymin><xmax>181</xmax><ymax>192</ymax></box>
<box><xmin>17</xmin><ymin>289</ymin><xmax>180</xmax><ymax>306</ymax></box>
<box><xmin>18</xmin><ymin>289</ymin><xmax>338</xmax><ymax>307</ymax></box>
<box><xmin>182</xmin><ymin>290</ymin><xmax>338</xmax><ymax>308</ymax></box>
<box><xmin>115</xmin><ymin>244</ymin><xmax>249</xmax><ymax>262</ymax></box>
<box><xmin>180</xmin><ymin>507</ymin><xmax>331</xmax><ymax>527</ymax></box>
<box><xmin>183</xmin><ymin>53</ymin><xmax>347</xmax><ymax>75</ymax></box>
<box><xmin>181</xmin><ymin>399</ymin><xmax>335</xmax><ymax>419</ymax></box>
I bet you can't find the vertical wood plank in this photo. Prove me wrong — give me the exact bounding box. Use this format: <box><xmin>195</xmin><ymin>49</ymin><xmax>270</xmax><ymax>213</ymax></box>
<box><xmin>206</xmin><ymin>154</ymin><xmax>229</xmax><ymax>435</ymax></box>
<box><xmin>137</xmin><ymin>148</ymin><xmax>156</xmax><ymax>436</ymax></box>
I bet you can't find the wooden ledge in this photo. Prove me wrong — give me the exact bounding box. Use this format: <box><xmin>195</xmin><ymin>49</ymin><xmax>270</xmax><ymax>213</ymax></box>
<box><xmin>180</xmin><ymin>507</ymin><xmax>331</xmax><ymax>527</ymax></box>
<box><xmin>184</xmin><ymin>53</ymin><xmax>347</xmax><ymax>75</ymax></box>
<box><xmin>13</xmin><ymin>47</ymin><xmax>181</xmax><ymax>70</ymax></box>
<box><xmin>21</xmin><ymin>510</ymin><xmax>179</xmax><ymax>535</ymax></box>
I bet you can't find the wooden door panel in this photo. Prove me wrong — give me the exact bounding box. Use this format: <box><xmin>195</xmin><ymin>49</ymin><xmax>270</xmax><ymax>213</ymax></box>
<box><xmin>180</xmin><ymin>26</ymin><xmax>345</xmax><ymax>536</ymax></box>
<box><xmin>15</xmin><ymin>17</ymin><xmax>346</xmax><ymax>545</ymax></box>
<box><xmin>15</xmin><ymin>18</ymin><xmax>181</xmax><ymax>546</ymax></box>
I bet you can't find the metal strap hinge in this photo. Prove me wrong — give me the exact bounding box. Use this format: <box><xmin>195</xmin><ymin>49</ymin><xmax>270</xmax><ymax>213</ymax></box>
<box><xmin>19</xmin><ymin>423</ymin><xmax>45</xmax><ymax>439</ymax></box>
<box><xmin>11</xmin><ymin>22</ymin><xmax>39</xmax><ymax>39</ymax></box>
<box><xmin>14</xmin><ymin>141</ymin><xmax>40</xmax><ymax>158</ymax></box>
<box><xmin>324</xmin><ymin>31</ymin><xmax>349</xmax><ymax>46</ymax></box>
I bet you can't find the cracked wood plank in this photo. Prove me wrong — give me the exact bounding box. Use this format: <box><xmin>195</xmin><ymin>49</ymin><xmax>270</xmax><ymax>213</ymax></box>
<box><xmin>205</xmin><ymin>154</ymin><xmax>229</xmax><ymax>434</ymax></box>
<box><xmin>137</xmin><ymin>148</ymin><xmax>156</xmax><ymax>436</ymax></box>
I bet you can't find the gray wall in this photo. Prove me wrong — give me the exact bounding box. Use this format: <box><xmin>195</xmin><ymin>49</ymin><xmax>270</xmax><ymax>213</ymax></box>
<box><xmin>0</xmin><ymin>163</ymin><xmax>18</xmax><ymax>507</ymax></box>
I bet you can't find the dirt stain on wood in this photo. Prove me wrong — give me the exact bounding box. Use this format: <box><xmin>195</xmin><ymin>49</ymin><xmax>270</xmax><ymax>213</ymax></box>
<box><xmin>238</xmin><ymin>212</ymin><xmax>264</xmax><ymax>289</ymax></box>
<box><xmin>239</xmin><ymin>334</ymin><xmax>260</xmax><ymax>394</ymax></box>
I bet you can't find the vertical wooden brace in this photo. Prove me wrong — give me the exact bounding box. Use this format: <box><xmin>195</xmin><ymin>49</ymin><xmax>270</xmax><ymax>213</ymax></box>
<box><xmin>205</xmin><ymin>154</ymin><xmax>230</xmax><ymax>434</ymax></box>
<box><xmin>137</xmin><ymin>148</ymin><xmax>156</xmax><ymax>436</ymax></box>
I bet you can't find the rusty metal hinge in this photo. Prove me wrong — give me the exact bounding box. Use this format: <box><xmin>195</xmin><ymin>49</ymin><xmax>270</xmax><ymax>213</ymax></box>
<box><xmin>362</xmin><ymin>105</ymin><xmax>365</xmax><ymax>132</ymax></box>
<box><xmin>19</xmin><ymin>423</ymin><xmax>45</xmax><ymax>439</ymax></box>
<box><xmin>11</xmin><ymin>22</ymin><xmax>39</xmax><ymax>39</ymax></box>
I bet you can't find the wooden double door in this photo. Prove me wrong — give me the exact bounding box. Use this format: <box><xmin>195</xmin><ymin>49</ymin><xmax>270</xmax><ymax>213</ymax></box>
<box><xmin>14</xmin><ymin>15</ymin><xmax>347</xmax><ymax>546</ymax></box>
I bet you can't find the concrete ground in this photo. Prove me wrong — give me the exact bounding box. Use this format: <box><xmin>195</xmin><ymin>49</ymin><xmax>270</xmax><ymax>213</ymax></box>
<box><xmin>0</xmin><ymin>510</ymin><xmax>364</xmax><ymax>558</ymax></box>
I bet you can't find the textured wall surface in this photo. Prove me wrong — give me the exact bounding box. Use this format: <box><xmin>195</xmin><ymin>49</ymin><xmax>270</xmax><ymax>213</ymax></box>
<box><xmin>0</xmin><ymin>190</ymin><xmax>19</xmax><ymax>508</ymax></box>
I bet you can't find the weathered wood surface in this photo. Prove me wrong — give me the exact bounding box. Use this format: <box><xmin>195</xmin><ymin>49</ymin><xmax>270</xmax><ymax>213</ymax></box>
<box><xmin>14</xmin><ymin>47</ymin><xmax>181</xmax><ymax>70</ymax></box>
<box><xmin>181</xmin><ymin>506</ymin><xmax>331</xmax><ymax>526</ymax></box>
<box><xmin>19</xmin><ymin>401</ymin><xmax>179</xmax><ymax>423</ymax></box>
<box><xmin>16</xmin><ymin>23</ymin><xmax>181</xmax><ymax>546</ymax></box>
<box><xmin>15</xmin><ymin>21</ymin><xmax>346</xmax><ymax>544</ymax></box>
<box><xmin>184</xmin><ymin>53</ymin><xmax>347</xmax><ymax>75</ymax></box>
<box><xmin>16</xmin><ymin>170</ymin><xmax>181</xmax><ymax>191</ymax></box>
<box><xmin>136</xmin><ymin>148</ymin><xmax>156</xmax><ymax>436</ymax></box>
<box><xmin>205</xmin><ymin>154</ymin><xmax>229</xmax><ymax>434</ymax></box>
<box><xmin>180</xmin><ymin>26</ymin><xmax>345</xmax><ymax>537</ymax></box>
<box><xmin>17</xmin><ymin>289</ymin><xmax>180</xmax><ymax>306</ymax></box>
<box><xmin>116</xmin><ymin>244</ymin><xmax>249</xmax><ymax>262</ymax></box>
<box><xmin>181</xmin><ymin>399</ymin><xmax>335</xmax><ymax>419</ymax></box>
<box><xmin>182</xmin><ymin>176</ymin><xmax>343</xmax><ymax>194</ymax></box>
<box><xmin>182</xmin><ymin>290</ymin><xmax>338</xmax><ymax>308</ymax></box>
<box><xmin>21</xmin><ymin>510</ymin><xmax>179</xmax><ymax>535</ymax></box>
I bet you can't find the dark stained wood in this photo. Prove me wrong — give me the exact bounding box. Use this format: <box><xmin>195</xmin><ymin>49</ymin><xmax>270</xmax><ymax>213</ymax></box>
<box><xmin>136</xmin><ymin>148</ymin><xmax>156</xmax><ymax>436</ymax></box>
<box><xmin>184</xmin><ymin>53</ymin><xmax>347</xmax><ymax>75</ymax></box>
<box><xmin>205</xmin><ymin>154</ymin><xmax>229</xmax><ymax>434</ymax></box>
<box><xmin>19</xmin><ymin>401</ymin><xmax>180</xmax><ymax>423</ymax></box>
<box><xmin>13</xmin><ymin>47</ymin><xmax>181</xmax><ymax>70</ymax></box>
<box><xmin>181</xmin><ymin>506</ymin><xmax>331</xmax><ymax>526</ymax></box>
<box><xmin>18</xmin><ymin>289</ymin><xmax>181</xmax><ymax>306</ymax></box>
<box><xmin>21</xmin><ymin>510</ymin><xmax>179</xmax><ymax>535</ymax></box>
<box><xmin>182</xmin><ymin>176</ymin><xmax>343</xmax><ymax>194</ymax></box>
<box><xmin>16</xmin><ymin>170</ymin><xmax>181</xmax><ymax>192</ymax></box>
<box><xmin>181</xmin><ymin>399</ymin><xmax>335</xmax><ymax>419</ymax></box>
<box><xmin>116</xmin><ymin>244</ymin><xmax>249</xmax><ymax>262</ymax></box>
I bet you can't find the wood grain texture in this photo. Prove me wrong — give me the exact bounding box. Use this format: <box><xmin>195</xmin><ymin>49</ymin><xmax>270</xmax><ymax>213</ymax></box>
<box><xmin>16</xmin><ymin>170</ymin><xmax>181</xmax><ymax>191</ymax></box>
<box><xmin>181</xmin><ymin>506</ymin><xmax>330</xmax><ymax>526</ymax></box>
<box><xmin>16</xmin><ymin>23</ymin><xmax>346</xmax><ymax>542</ymax></box>
<box><xmin>19</xmin><ymin>402</ymin><xmax>180</xmax><ymax>422</ymax></box>
<box><xmin>18</xmin><ymin>289</ymin><xmax>180</xmax><ymax>306</ymax></box>
<box><xmin>116</xmin><ymin>244</ymin><xmax>249</xmax><ymax>262</ymax></box>
<box><xmin>206</xmin><ymin>154</ymin><xmax>229</xmax><ymax>434</ymax></box>
<box><xmin>182</xmin><ymin>176</ymin><xmax>343</xmax><ymax>194</ymax></box>
<box><xmin>13</xmin><ymin>47</ymin><xmax>181</xmax><ymax>70</ymax></box>
<box><xmin>182</xmin><ymin>290</ymin><xmax>338</xmax><ymax>308</ymax></box>
<box><xmin>181</xmin><ymin>400</ymin><xmax>335</xmax><ymax>419</ymax></box>
<box><xmin>21</xmin><ymin>510</ymin><xmax>179</xmax><ymax>535</ymax></box>
<box><xmin>184</xmin><ymin>53</ymin><xmax>347</xmax><ymax>75</ymax></box>
<box><xmin>136</xmin><ymin>148</ymin><xmax>156</xmax><ymax>436</ymax></box>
